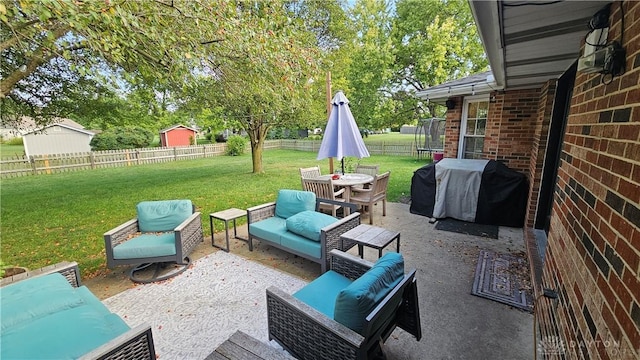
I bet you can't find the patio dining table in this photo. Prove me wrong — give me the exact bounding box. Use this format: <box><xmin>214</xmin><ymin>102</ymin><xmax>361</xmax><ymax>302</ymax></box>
<box><xmin>318</xmin><ymin>173</ymin><xmax>373</xmax><ymax>215</ymax></box>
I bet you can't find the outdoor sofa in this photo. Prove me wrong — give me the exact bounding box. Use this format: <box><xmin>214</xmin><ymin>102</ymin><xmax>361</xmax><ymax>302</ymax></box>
<box><xmin>0</xmin><ymin>261</ymin><xmax>155</xmax><ymax>359</ymax></box>
<box><xmin>267</xmin><ymin>249</ymin><xmax>422</xmax><ymax>359</ymax></box>
<box><xmin>247</xmin><ymin>189</ymin><xmax>360</xmax><ymax>273</ymax></box>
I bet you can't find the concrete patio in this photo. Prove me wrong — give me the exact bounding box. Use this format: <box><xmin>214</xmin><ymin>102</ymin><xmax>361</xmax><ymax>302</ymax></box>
<box><xmin>88</xmin><ymin>201</ymin><xmax>534</xmax><ymax>359</ymax></box>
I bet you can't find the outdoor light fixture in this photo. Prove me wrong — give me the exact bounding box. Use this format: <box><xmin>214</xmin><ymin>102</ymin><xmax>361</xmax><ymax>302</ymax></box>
<box><xmin>445</xmin><ymin>99</ymin><xmax>456</xmax><ymax>110</ymax></box>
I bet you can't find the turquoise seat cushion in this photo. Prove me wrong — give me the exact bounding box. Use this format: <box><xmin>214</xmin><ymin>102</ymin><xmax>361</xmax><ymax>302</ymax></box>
<box><xmin>286</xmin><ymin>210</ymin><xmax>337</xmax><ymax>241</ymax></box>
<box><xmin>249</xmin><ymin>217</ymin><xmax>287</xmax><ymax>245</ymax></box>
<box><xmin>112</xmin><ymin>232</ymin><xmax>176</xmax><ymax>259</ymax></box>
<box><xmin>333</xmin><ymin>252</ymin><xmax>405</xmax><ymax>334</ymax></box>
<box><xmin>137</xmin><ymin>199</ymin><xmax>193</xmax><ymax>232</ymax></box>
<box><xmin>1</xmin><ymin>273</ymin><xmax>83</xmax><ymax>332</ymax></box>
<box><xmin>274</xmin><ymin>190</ymin><xmax>316</xmax><ymax>219</ymax></box>
<box><xmin>280</xmin><ymin>231</ymin><xmax>321</xmax><ymax>258</ymax></box>
<box><xmin>1</xmin><ymin>304</ymin><xmax>130</xmax><ymax>359</ymax></box>
<box><xmin>294</xmin><ymin>270</ymin><xmax>353</xmax><ymax>318</ymax></box>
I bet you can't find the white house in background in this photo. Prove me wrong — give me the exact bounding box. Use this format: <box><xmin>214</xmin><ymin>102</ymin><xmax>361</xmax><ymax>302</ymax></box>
<box><xmin>22</xmin><ymin>118</ymin><xmax>95</xmax><ymax>157</ymax></box>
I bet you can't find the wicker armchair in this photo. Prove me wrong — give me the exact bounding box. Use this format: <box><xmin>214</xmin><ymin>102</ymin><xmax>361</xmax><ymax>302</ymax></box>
<box><xmin>266</xmin><ymin>250</ymin><xmax>422</xmax><ymax>360</ymax></box>
<box><xmin>104</xmin><ymin>199</ymin><xmax>203</xmax><ymax>283</ymax></box>
<box><xmin>1</xmin><ymin>262</ymin><xmax>155</xmax><ymax>360</ymax></box>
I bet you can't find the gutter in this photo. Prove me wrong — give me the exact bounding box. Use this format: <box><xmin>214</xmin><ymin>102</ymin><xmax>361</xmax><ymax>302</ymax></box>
<box><xmin>416</xmin><ymin>75</ymin><xmax>502</xmax><ymax>103</ymax></box>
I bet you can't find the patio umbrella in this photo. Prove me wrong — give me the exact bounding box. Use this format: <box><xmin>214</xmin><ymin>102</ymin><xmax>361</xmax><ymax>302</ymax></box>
<box><xmin>317</xmin><ymin>91</ymin><xmax>370</xmax><ymax>174</ymax></box>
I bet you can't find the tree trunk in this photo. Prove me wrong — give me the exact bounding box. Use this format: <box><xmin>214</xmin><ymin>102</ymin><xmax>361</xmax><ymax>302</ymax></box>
<box><xmin>248</xmin><ymin>125</ymin><xmax>266</xmax><ymax>174</ymax></box>
<box><xmin>251</xmin><ymin>138</ymin><xmax>264</xmax><ymax>173</ymax></box>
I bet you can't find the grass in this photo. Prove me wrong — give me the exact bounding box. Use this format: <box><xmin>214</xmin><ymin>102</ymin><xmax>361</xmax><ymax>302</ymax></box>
<box><xmin>1</xmin><ymin>149</ymin><xmax>431</xmax><ymax>278</ymax></box>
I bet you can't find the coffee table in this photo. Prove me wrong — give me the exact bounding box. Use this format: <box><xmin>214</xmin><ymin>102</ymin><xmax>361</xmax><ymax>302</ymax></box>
<box><xmin>340</xmin><ymin>224</ymin><xmax>400</xmax><ymax>259</ymax></box>
<box><xmin>210</xmin><ymin>208</ymin><xmax>248</xmax><ymax>252</ymax></box>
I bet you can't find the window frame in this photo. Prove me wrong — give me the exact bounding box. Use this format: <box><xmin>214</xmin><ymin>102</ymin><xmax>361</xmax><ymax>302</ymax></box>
<box><xmin>457</xmin><ymin>94</ymin><xmax>490</xmax><ymax>159</ymax></box>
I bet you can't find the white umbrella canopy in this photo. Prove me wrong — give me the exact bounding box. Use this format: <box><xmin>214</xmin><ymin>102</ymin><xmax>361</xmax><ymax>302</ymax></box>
<box><xmin>317</xmin><ymin>91</ymin><xmax>370</xmax><ymax>173</ymax></box>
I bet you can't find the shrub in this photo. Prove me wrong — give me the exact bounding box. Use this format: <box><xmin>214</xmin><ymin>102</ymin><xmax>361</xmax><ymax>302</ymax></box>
<box><xmin>91</xmin><ymin>127</ymin><xmax>154</xmax><ymax>150</ymax></box>
<box><xmin>4</xmin><ymin>137</ymin><xmax>24</xmax><ymax>145</ymax></box>
<box><xmin>225</xmin><ymin>135</ymin><xmax>248</xmax><ymax>156</ymax></box>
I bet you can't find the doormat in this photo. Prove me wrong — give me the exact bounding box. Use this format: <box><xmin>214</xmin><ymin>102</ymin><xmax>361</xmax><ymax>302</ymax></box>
<box><xmin>471</xmin><ymin>250</ymin><xmax>533</xmax><ymax>312</ymax></box>
<box><xmin>435</xmin><ymin>218</ymin><xmax>499</xmax><ymax>239</ymax></box>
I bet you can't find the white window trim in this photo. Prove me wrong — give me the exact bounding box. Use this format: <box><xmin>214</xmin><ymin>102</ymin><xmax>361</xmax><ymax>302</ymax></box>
<box><xmin>457</xmin><ymin>94</ymin><xmax>490</xmax><ymax>159</ymax></box>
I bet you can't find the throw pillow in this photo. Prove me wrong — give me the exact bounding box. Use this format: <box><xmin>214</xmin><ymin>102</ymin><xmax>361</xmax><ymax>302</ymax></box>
<box><xmin>286</xmin><ymin>210</ymin><xmax>337</xmax><ymax>241</ymax></box>
<box><xmin>333</xmin><ymin>252</ymin><xmax>404</xmax><ymax>334</ymax></box>
<box><xmin>274</xmin><ymin>190</ymin><xmax>316</xmax><ymax>219</ymax></box>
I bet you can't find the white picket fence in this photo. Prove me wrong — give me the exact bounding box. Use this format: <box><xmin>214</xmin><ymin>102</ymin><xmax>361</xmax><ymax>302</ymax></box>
<box><xmin>1</xmin><ymin>140</ymin><xmax>419</xmax><ymax>178</ymax></box>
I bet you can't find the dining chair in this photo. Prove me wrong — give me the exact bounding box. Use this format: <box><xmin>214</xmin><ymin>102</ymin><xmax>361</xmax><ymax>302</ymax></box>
<box><xmin>350</xmin><ymin>171</ymin><xmax>391</xmax><ymax>224</ymax></box>
<box><xmin>299</xmin><ymin>166</ymin><xmax>321</xmax><ymax>188</ymax></box>
<box><xmin>301</xmin><ymin>177</ymin><xmax>346</xmax><ymax>217</ymax></box>
<box><xmin>354</xmin><ymin>164</ymin><xmax>379</xmax><ymax>189</ymax></box>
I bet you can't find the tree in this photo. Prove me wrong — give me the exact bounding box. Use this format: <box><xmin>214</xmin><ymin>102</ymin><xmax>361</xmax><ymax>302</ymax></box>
<box><xmin>390</xmin><ymin>0</ymin><xmax>488</xmax><ymax>119</ymax></box>
<box><xmin>343</xmin><ymin>0</ymin><xmax>395</xmax><ymax>131</ymax></box>
<box><xmin>0</xmin><ymin>0</ymin><xmax>242</xmax><ymax>127</ymax></box>
<box><xmin>183</xmin><ymin>1</ymin><xmax>348</xmax><ymax>173</ymax></box>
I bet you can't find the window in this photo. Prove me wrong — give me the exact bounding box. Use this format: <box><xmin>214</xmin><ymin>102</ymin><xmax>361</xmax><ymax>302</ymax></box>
<box><xmin>458</xmin><ymin>96</ymin><xmax>488</xmax><ymax>159</ymax></box>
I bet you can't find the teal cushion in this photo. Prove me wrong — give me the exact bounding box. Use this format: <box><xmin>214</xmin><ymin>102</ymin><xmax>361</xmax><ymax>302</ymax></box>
<box><xmin>137</xmin><ymin>200</ymin><xmax>193</xmax><ymax>232</ymax></box>
<box><xmin>112</xmin><ymin>232</ymin><xmax>176</xmax><ymax>259</ymax></box>
<box><xmin>1</xmin><ymin>304</ymin><xmax>130</xmax><ymax>359</ymax></box>
<box><xmin>1</xmin><ymin>273</ymin><xmax>84</xmax><ymax>332</ymax></box>
<box><xmin>274</xmin><ymin>190</ymin><xmax>316</xmax><ymax>219</ymax></box>
<box><xmin>286</xmin><ymin>210</ymin><xmax>337</xmax><ymax>241</ymax></box>
<box><xmin>333</xmin><ymin>252</ymin><xmax>404</xmax><ymax>334</ymax></box>
<box><xmin>294</xmin><ymin>270</ymin><xmax>353</xmax><ymax>318</ymax></box>
<box><xmin>280</xmin><ymin>231</ymin><xmax>322</xmax><ymax>258</ymax></box>
<box><xmin>249</xmin><ymin>217</ymin><xmax>288</xmax><ymax>245</ymax></box>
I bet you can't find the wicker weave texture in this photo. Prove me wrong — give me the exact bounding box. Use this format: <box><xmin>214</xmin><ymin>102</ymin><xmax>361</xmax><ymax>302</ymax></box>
<box><xmin>178</xmin><ymin>212</ymin><xmax>204</xmax><ymax>258</ymax></box>
<box><xmin>1</xmin><ymin>261</ymin><xmax>80</xmax><ymax>288</ymax></box>
<box><xmin>329</xmin><ymin>250</ymin><xmax>373</xmax><ymax>280</ymax></box>
<box><xmin>267</xmin><ymin>289</ymin><xmax>362</xmax><ymax>360</ymax></box>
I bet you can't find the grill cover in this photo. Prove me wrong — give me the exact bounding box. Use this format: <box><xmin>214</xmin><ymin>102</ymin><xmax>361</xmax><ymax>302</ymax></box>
<box><xmin>410</xmin><ymin>160</ymin><xmax>528</xmax><ymax>227</ymax></box>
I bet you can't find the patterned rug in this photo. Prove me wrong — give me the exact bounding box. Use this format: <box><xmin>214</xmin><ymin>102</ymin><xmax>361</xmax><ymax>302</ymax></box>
<box><xmin>471</xmin><ymin>249</ymin><xmax>533</xmax><ymax>312</ymax></box>
<box><xmin>102</xmin><ymin>251</ymin><xmax>307</xmax><ymax>359</ymax></box>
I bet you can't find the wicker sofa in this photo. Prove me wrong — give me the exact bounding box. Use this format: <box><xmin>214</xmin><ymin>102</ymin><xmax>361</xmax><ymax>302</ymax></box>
<box><xmin>266</xmin><ymin>250</ymin><xmax>422</xmax><ymax>360</ymax></box>
<box><xmin>0</xmin><ymin>262</ymin><xmax>155</xmax><ymax>359</ymax></box>
<box><xmin>247</xmin><ymin>189</ymin><xmax>360</xmax><ymax>273</ymax></box>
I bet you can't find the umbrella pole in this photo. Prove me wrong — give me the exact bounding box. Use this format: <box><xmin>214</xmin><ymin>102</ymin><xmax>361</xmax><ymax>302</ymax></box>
<box><xmin>326</xmin><ymin>71</ymin><xmax>334</xmax><ymax>174</ymax></box>
<box><xmin>341</xmin><ymin>159</ymin><xmax>345</xmax><ymax>174</ymax></box>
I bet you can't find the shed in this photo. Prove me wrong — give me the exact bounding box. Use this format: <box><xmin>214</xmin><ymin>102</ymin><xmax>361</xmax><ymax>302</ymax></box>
<box><xmin>22</xmin><ymin>119</ymin><xmax>94</xmax><ymax>157</ymax></box>
<box><xmin>159</xmin><ymin>125</ymin><xmax>198</xmax><ymax>147</ymax></box>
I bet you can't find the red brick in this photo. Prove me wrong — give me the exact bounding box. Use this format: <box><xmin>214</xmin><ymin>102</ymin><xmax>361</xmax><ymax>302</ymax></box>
<box><xmin>614</xmin><ymin>302</ymin><xmax>640</xmax><ymax>354</ymax></box>
<box><xmin>601</xmin><ymin>303</ymin><xmax>622</xmax><ymax>341</ymax></box>
<box><xmin>621</xmin><ymin>268</ymin><xmax>639</xmax><ymax>303</ymax></box>
<box><xmin>614</xmin><ymin>238</ymin><xmax>639</xmax><ymax>275</ymax></box>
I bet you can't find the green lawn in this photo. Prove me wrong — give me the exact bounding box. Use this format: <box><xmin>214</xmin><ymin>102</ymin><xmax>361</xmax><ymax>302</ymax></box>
<box><xmin>1</xmin><ymin>149</ymin><xmax>430</xmax><ymax>278</ymax></box>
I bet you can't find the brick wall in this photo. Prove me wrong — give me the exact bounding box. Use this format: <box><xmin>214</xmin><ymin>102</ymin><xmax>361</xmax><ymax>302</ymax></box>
<box><xmin>444</xmin><ymin>96</ymin><xmax>463</xmax><ymax>158</ymax></box>
<box><xmin>444</xmin><ymin>90</ymin><xmax>539</xmax><ymax>173</ymax></box>
<box><xmin>536</xmin><ymin>2</ymin><xmax>640</xmax><ymax>359</ymax></box>
<box><xmin>526</xmin><ymin>82</ymin><xmax>557</xmax><ymax>228</ymax></box>
<box><xmin>493</xmin><ymin>89</ymin><xmax>540</xmax><ymax>173</ymax></box>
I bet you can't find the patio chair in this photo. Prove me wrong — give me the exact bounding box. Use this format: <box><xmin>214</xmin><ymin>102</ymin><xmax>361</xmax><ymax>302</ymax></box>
<box><xmin>301</xmin><ymin>177</ymin><xmax>346</xmax><ymax>217</ymax></box>
<box><xmin>267</xmin><ymin>249</ymin><xmax>422</xmax><ymax>360</ymax></box>
<box><xmin>299</xmin><ymin>166</ymin><xmax>321</xmax><ymax>187</ymax></box>
<box><xmin>104</xmin><ymin>199</ymin><xmax>203</xmax><ymax>283</ymax></box>
<box><xmin>354</xmin><ymin>164</ymin><xmax>379</xmax><ymax>189</ymax></box>
<box><xmin>350</xmin><ymin>171</ymin><xmax>390</xmax><ymax>225</ymax></box>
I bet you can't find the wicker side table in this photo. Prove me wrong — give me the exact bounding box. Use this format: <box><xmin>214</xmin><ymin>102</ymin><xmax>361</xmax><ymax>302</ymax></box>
<box><xmin>209</xmin><ymin>208</ymin><xmax>248</xmax><ymax>252</ymax></box>
<box><xmin>340</xmin><ymin>224</ymin><xmax>400</xmax><ymax>259</ymax></box>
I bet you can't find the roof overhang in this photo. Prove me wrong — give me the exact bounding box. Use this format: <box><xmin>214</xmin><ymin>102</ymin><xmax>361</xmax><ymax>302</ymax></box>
<box><xmin>416</xmin><ymin>72</ymin><xmax>501</xmax><ymax>103</ymax></box>
<box><xmin>469</xmin><ymin>0</ymin><xmax>612</xmax><ymax>89</ymax></box>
